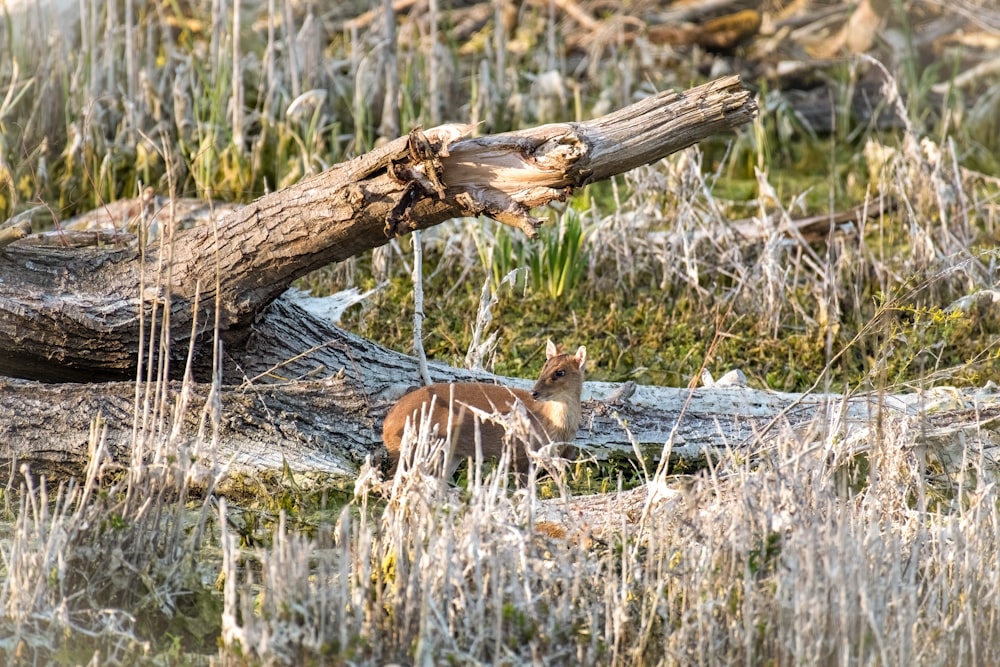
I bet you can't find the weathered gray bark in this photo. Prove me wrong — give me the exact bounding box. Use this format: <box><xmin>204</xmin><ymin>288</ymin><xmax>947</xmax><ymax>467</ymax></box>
<box><xmin>0</xmin><ymin>75</ymin><xmax>757</xmax><ymax>383</ymax></box>
<box><xmin>3</xmin><ymin>297</ymin><xmax>998</xmax><ymax>489</ymax></box>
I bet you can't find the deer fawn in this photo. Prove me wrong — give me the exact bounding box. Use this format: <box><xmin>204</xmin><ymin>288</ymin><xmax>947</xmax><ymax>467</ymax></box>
<box><xmin>382</xmin><ymin>340</ymin><xmax>587</xmax><ymax>478</ymax></box>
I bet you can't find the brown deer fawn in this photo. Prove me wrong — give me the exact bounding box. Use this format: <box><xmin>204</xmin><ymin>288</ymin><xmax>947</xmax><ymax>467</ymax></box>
<box><xmin>382</xmin><ymin>340</ymin><xmax>587</xmax><ymax>478</ymax></box>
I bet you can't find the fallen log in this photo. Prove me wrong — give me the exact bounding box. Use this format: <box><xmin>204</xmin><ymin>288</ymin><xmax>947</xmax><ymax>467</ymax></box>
<box><xmin>3</xmin><ymin>303</ymin><xmax>997</xmax><ymax>489</ymax></box>
<box><xmin>0</xmin><ymin>75</ymin><xmax>757</xmax><ymax>383</ymax></box>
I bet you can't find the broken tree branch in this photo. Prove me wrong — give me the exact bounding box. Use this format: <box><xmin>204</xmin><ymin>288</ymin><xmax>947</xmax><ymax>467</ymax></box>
<box><xmin>0</xmin><ymin>75</ymin><xmax>756</xmax><ymax>383</ymax></box>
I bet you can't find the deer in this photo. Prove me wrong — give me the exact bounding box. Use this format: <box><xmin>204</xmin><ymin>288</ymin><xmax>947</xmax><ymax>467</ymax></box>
<box><xmin>382</xmin><ymin>340</ymin><xmax>587</xmax><ymax>479</ymax></box>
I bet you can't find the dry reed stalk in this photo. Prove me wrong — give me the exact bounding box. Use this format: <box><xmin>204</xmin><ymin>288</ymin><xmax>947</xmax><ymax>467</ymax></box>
<box><xmin>207</xmin><ymin>404</ymin><xmax>1000</xmax><ymax>665</ymax></box>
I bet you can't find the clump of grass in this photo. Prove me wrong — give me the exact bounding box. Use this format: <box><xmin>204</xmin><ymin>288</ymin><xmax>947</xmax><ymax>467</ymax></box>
<box><xmin>212</xmin><ymin>400</ymin><xmax>1000</xmax><ymax>665</ymax></box>
<box><xmin>0</xmin><ymin>382</ymin><xmax>224</xmax><ymax>662</ymax></box>
<box><xmin>482</xmin><ymin>204</ymin><xmax>590</xmax><ymax>299</ymax></box>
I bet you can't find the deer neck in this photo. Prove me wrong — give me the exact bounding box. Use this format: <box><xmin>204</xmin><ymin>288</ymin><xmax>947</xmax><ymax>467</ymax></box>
<box><xmin>533</xmin><ymin>393</ymin><xmax>581</xmax><ymax>442</ymax></box>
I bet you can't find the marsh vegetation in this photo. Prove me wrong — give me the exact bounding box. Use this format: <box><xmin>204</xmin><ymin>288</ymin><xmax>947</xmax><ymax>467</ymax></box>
<box><xmin>2</xmin><ymin>0</ymin><xmax>1000</xmax><ymax>664</ymax></box>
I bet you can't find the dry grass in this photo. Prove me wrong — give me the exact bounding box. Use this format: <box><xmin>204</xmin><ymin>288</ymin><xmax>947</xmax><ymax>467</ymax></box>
<box><xmin>5</xmin><ymin>399</ymin><xmax>1000</xmax><ymax>664</ymax></box>
<box><xmin>221</xmin><ymin>415</ymin><xmax>1000</xmax><ymax>665</ymax></box>
<box><xmin>1</xmin><ymin>352</ymin><xmax>226</xmax><ymax>662</ymax></box>
<box><xmin>2</xmin><ymin>0</ymin><xmax>1000</xmax><ymax>664</ymax></box>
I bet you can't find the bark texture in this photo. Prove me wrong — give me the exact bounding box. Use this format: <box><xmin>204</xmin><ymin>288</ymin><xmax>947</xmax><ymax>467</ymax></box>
<box><xmin>3</xmin><ymin>300</ymin><xmax>998</xmax><ymax>490</ymax></box>
<box><xmin>0</xmin><ymin>75</ymin><xmax>756</xmax><ymax>383</ymax></box>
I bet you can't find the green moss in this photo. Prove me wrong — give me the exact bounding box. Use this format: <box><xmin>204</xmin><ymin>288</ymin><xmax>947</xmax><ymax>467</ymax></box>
<box><xmin>337</xmin><ymin>233</ymin><xmax>1000</xmax><ymax>393</ymax></box>
<box><xmin>216</xmin><ymin>470</ymin><xmax>355</xmax><ymax>546</ymax></box>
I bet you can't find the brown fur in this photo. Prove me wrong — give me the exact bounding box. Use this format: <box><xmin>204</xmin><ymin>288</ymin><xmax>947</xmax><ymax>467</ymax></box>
<box><xmin>382</xmin><ymin>341</ymin><xmax>586</xmax><ymax>477</ymax></box>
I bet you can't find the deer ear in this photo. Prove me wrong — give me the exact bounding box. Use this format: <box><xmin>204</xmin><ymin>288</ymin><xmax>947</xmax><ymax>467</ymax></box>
<box><xmin>575</xmin><ymin>346</ymin><xmax>587</xmax><ymax>370</ymax></box>
<box><xmin>546</xmin><ymin>339</ymin><xmax>558</xmax><ymax>359</ymax></box>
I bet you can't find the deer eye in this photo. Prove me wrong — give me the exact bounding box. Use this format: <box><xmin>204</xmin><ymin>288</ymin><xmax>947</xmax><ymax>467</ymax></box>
<box><xmin>555</xmin><ymin>369</ymin><xmax>565</xmax><ymax>378</ymax></box>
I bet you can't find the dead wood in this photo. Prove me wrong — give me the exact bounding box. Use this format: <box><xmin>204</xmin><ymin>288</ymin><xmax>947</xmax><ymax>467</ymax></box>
<box><xmin>0</xmin><ymin>75</ymin><xmax>756</xmax><ymax>384</ymax></box>
<box><xmin>3</xmin><ymin>298</ymin><xmax>997</xmax><ymax>492</ymax></box>
<box><xmin>726</xmin><ymin>193</ymin><xmax>897</xmax><ymax>242</ymax></box>
<box><xmin>0</xmin><ymin>220</ymin><xmax>30</xmax><ymax>249</ymax></box>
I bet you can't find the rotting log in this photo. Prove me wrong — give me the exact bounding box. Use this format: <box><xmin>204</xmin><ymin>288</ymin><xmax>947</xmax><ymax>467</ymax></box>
<box><xmin>2</xmin><ymin>305</ymin><xmax>998</xmax><ymax>490</ymax></box>
<box><xmin>0</xmin><ymin>75</ymin><xmax>757</xmax><ymax>383</ymax></box>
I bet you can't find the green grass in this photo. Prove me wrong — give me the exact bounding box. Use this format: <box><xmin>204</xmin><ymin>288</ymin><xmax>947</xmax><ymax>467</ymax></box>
<box><xmin>344</xmin><ymin>223</ymin><xmax>999</xmax><ymax>393</ymax></box>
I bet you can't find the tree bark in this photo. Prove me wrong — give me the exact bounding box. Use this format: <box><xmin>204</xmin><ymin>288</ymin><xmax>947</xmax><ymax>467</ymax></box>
<box><xmin>3</xmin><ymin>299</ymin><xmax>998</xmax><ymax>489</ymax></box>
<box><xmin>0</xmin><ymin>75</ymin><xmax>756</xmax><ymax>383</ymax></box>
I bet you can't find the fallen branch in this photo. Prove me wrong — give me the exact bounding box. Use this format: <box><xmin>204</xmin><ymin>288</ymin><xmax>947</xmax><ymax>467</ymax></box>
<box><xmin>0</xmin><ymin>75</ymin><xmax>756</xmax><ymax>383</ymax></box>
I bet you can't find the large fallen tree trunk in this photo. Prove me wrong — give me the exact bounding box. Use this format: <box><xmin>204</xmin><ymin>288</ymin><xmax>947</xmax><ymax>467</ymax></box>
<box><xmin>2</xmin><ymin>304</ymin><xmax>998</xmax><ymax>487</ymax></box>
<box><xmin>0</xmin><ymin>75</ymin><xmax>756</xmax><ymax>383</ymax></box>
